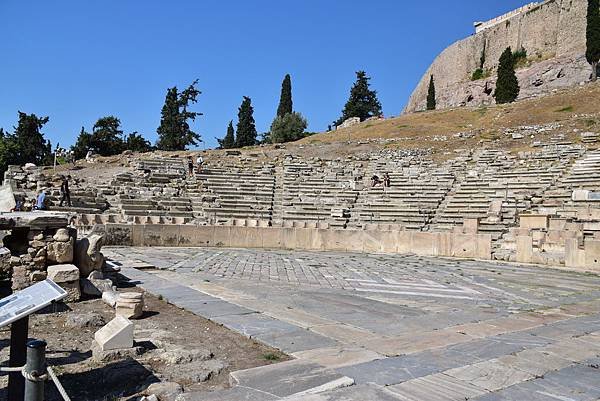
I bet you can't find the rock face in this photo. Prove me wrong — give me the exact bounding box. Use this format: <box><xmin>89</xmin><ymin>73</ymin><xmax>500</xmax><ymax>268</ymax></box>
<box><xmin>74</xmin><ymin>233</ymin><xmax>105</xmax><ymax>277</ymax></box>
<box><xmin>405</xmin><ymin>0</ymin><xmax>588</xmax><ymax>112</ymax></box>
<box><xmin>337</xmin><ymin>117</ymin><xmax>361</xmax><ymax>130</ymax></box>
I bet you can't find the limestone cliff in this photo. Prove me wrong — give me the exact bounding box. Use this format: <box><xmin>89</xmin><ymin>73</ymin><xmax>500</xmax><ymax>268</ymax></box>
<box><xmin>405</xmin><ymin>0</ymin><xmax>589</xmax><ymax>112</ymax></box>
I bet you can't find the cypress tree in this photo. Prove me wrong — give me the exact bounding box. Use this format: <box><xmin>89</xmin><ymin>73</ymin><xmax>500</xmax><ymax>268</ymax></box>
<box><xmin>276</xmin><ymin>74</ymin><xmax>293</xmax><ymax>117</ymax></box>
<box><xmin>335</xmin><ymin>71</ymin><xmax>382</xmax><ymax>126</ymax></box>
<box><xmin>587</xmin><ymin>0</ymin><xmax>600</xmax><ymax>81</ymax></box>
<box><xmin>494</xmin><ymin>47</ymin><xmax>520</xmax><ymax>104</ymax></box>
<box><xmin>218</xmin><ymin>120</ymin><xmax>236</xmax><ymax>149</ymax></box>
<box><xmin>235</xmin><ymin>97</ymin><xmax>257</xmax><ymax>148</ymax></box>
<box><xmin>426</xmin><ymin>75</ymin><xmax>436</xmax><ymax>110</ymax></box>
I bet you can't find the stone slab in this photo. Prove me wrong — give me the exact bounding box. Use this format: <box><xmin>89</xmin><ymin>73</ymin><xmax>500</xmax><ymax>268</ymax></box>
<box><xmin>291</xmin><ymin>347</ymin><xmax>383</xmax><ymax>369</ymax></box>
<box><xmin>94</xmin><ymin>316</ymin><xmax>134</xmax><ymax>351</ymax></box>
<box><xmin>185</xmin><ymin>299</ymin><xmax>255</xmax><ymax>318</ymax></box>
<box><xmin>336</xmin><ymin>350</ymin><xmax>472</xmax><ymax>386</ymax></box>
<box><xmin>254</xmin><ymin>328</ymin><xmax>339</xmax><ymax>353</ymax></box>
<box><xmin>444</xmin><ymin>359</ymin><xmax>536</xmax><ymax>392</ymax></box>
<box><xmin>495</xmin><ymin>349</ymin><xmax>572</xmax><ymax>376</ymax></box>
<box><xmin>282</xmin><ymin>383</ymin><xmax>403</xmax><ymax>400</ymax></box>
<box><xmin>0</xmin><ymin>184</ymin><xmax>16</xmax><ymax>212</ymax></box>
<box><xmin>212</xmin><ymin>313</ymin><xmax>301</xmax><ymax>338</ymax></box>
<box><xmin>47</xmin><ymin>264</ymin><xmax>80</xmax><ymax>283</ymax></box>
<box><xmin>387</xmin><ymin>373</ymin><xmax>488</xmax><ymax>401</ymax></box>
<box><xmin>230</xmin><ymin>360</ymin><xmax>354</xmax><ymax>398</ymax></box>
<box><xmin>182</xmin><ymin>386</ymin><xmax>279</xmax><ymax>401</ymax></box>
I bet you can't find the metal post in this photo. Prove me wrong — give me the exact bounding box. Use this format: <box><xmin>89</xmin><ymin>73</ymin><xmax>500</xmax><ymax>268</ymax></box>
<box><xmin>8</xmin><ymin>316</ymin><xmax>29</xmax><ymax>401</ymax></box>
<box><xmin>24</xmin><ymin>340</ymin><xmax>46</xmax><ymax>401</ymax></box>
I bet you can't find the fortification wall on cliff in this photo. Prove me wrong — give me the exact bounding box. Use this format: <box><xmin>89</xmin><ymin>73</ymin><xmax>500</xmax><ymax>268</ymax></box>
<box><xmin>405</xmin><ymin>0</ymin><xmax>587</xmax><ymax>113</ymax></box>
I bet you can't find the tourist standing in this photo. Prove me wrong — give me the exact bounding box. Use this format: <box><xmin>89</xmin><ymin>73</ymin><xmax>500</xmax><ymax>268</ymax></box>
<box><xmin>59</xmin><ymin>175</ymin><xmax>72</xmax><ymax>207</ymax></box>
<box><xmin>188</xmin><ymin>156</ymin><xmax>194</xmax><ymax>176</ymax></box>
<box><xmin>196</xmin><ymin>154</ymin><xmax>204</xmax><ymax>174</ymax></box>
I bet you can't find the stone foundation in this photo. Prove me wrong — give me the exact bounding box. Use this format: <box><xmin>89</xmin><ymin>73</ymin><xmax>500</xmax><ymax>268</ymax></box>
<box><xmin>102</xmin><ymin>224</ymin><xmax>493</xmax><ymax>260</ymax></box>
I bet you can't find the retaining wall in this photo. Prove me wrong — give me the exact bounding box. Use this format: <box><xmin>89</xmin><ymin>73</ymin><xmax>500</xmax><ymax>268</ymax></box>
<box><xmin>102</xmin><ymin>224</ymin><xmax>493</xmax><ymax>260</ymax></box>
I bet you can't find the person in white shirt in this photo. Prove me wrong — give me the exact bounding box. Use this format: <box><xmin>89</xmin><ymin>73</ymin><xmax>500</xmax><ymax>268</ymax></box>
<box><xmin>196</xmin><ymin>155</ymin><xmax>204</xmax><ymax>174</ymax></box>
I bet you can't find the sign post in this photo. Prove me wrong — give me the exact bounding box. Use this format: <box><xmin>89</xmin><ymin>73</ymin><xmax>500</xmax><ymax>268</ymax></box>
<box><xmin>0</xmin><ymin>280</ymin><xmax>67</xmax><ymax>401</ymax></box>
<box><xmin>7</xmin><ymin>316</ymin><xmax>28</xmax><ymax>401</ymax></box>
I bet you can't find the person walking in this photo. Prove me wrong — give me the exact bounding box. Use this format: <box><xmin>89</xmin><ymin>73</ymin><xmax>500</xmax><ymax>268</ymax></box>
<box><xmin>187</xmin><ymin>156</ymin><xmax>194</xmax><ymax>177</ymax></box>
<box><xmin>59</xmin><ymin>175</ymin><xmax>72</xmax><ymax>207</ymax></box>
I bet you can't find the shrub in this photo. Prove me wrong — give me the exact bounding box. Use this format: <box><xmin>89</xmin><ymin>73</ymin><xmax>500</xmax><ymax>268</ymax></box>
<box><xmin>472</xmin><ymin>68</ymin><xmax>484</xmax><ymax>81</ymax></box>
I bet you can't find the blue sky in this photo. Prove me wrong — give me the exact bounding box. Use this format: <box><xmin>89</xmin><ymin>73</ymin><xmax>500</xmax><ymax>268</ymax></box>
<box><xmin>0</xmin><ymin>0</ymin><xmax>529</xmax><ymax>150</ymax></box>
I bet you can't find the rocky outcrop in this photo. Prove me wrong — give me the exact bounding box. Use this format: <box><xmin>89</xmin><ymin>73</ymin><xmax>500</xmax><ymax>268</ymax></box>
<box><xmin>405</xmin><ymin>0</ymin><xmax>589</xmax><ymax>112</ymax></box>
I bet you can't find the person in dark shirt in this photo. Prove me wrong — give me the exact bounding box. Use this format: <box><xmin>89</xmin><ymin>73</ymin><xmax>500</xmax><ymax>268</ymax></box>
<box><xmin>59</xmin><ymin>175</ymin><xmax>72</xmax><ymax>207</ymax></box>
<box><xmin>188</xmin><ymin>156</ymin><xmax>194</xmax><ymax>177</ymax></box>
<box><xmin>371</xmin><ymin>175</ymin><xmax>381</xmax><ymax>187</ymax></box>
<box><xmin>383</xmin><ymin>173</ymin><xmax>391</xmax><ymax>188</ymax></box>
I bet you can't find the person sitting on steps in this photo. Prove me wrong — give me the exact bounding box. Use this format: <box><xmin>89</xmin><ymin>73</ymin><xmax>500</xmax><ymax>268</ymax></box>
<box><xmin>371</xmin><ymin>174</ymin><xmax>381</xmax><ymax>187</ymax></box>
<box><xmin>35</xmin><ymin>190</ymin><xmax>47</xmax><ymax>210</ymax></box>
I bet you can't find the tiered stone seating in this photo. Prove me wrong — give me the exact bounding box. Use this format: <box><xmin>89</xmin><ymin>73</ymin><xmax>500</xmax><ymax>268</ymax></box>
<box><xmin>540</xmin><ymin>150</ymin><xmax>600</xmax><ymax>210</ymax></box>
<box><xmin>108</xmin><ymin>157</ymin><xmax>195</xmax><ymax>223</ymax></box>
<box><xmin>274</xmin><ymin>160</ymin><xmax>359</xmax><ymax>228</ymax></box>
<box><xmin>195</xmin><ymin>167</ymin><xmax>275</xmax><ymax>225</ymax></box>
<box><xmin>432</xmin><ymin>149</ymin><xmax>566</xmax><ymax>240</ymax></box>
<box><xmin>350</xmin><ymin>164</ymin><xmax>454</xmax><ymax>230</ymax></box>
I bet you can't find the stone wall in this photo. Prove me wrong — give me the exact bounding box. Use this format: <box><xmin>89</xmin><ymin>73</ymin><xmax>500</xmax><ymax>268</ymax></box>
<box><xmin>102</xmin><ymin>224</ymin><xmax>493</xmax><ymax>261</ymax></box>
<box><xmin>405</xmin><ymin>0</ymin><xmax>588</xmax><ymax>112</ymax></box>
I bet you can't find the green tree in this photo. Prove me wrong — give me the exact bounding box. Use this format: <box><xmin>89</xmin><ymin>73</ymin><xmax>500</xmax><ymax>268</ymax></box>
<box><xmin>71</xmin><ymin>127</ymin><xmax>93</xmax><ymax>159</ymax></box>
<box><xmin>335</xmin><ymin>71</ymin><xmax>382</xmax><ymax>126</ymax></box>
<box><xmin>0</xmin><ymin>112</ymin><xmax>52</xmax><ymax>173</ymax></box>
<box><xmin>91</xmin><ymin>116</ymin><xmax>125</xmax><ymax>156</ymax></box>
<box><xmin>0</xmin><ymin>128</ymin><xmax>17</xmax><ymax>174</ymax></box>
<box><xmin>235</xmin><ymin>96</ymin><xmax>257</xmax><ymax>148</ymax></box>
<box><xmin>125</xmin><ymin>131</ymin><xmax>153</xmax><ymax>153</ymax></box>
<box><xmin>218</xmin><ymin>120</ymin><xmax>236</xmax><ymax>149</ymax></box>
<box><xmin>269</xmin><ymin>112</ymin><xmax>308</xmax><ymax>143</ymax></box>
<box><xmin>426</xmin><ymin>75</ymin><xmax>436</xmax><ymax>110</ymax></box>
<box><xmin>587</xmin><ymin>0</ymin><xmax>600</xmax><ymax>81</ymax></box>
<box><xmin>276</xmin><ymin>74</ymin><xmax>293</xmax><ymax>117</ymax></box>
<box><xmin>494</xmin><ymin>47</ymin><xmax>520</xmax><ymax>104</ymax></box>
<box><xmin>156</xmin><ymin>80</ymin><xmax>203</xmax><ymax>150</ymax></box>
<box><xmin>12</xmin><ymin>112</ymin><xmax>52</xmax><ymax>166</ymax></box>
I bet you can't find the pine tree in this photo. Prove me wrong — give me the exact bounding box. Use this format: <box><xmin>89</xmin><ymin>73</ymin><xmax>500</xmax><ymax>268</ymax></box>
<box><xmin>426</xmin><ymin>75</ymin><xmax>436</xmax><ymax>110</ymax></box>
<box><xmin>125</xmin><ymin>132</ymin><xmax>153</xmax><ymax>153</ymax></box>
<box><xmin>587</xmin><ymin>0</ymin><xmax>600</xmax><ymax>81</ymax></box>
<box><xmin>335</xmin><ymin>71</ymin><xmax>382</xmax><ymax>126</ymax></box>
<box><xmin>156</xmin><ymin>80</ymin><xmax>202</xmax><ymax>150</ymax></box>
<box><xmin>276</xmin><ymin>74</ymin><xmax>293</xmax><ymax>117</ymax></box>
<box><xmin>12</xmin><ymin>112</ymin><xmax>52</xmax><ymax>166</ymax></box>
<box><xmin>71</xmin><ymin>127</ymin><xmax>93</xmax><ymax>159</ymax></box>
<box><xmin>235</xmin><ymin>97</ymin><xmax>257</xmax><ymax>148</ymax></box>
<box><xmin>494</xmin><ymin>47</ymin><xmax>520</xmax><ymax>104</ymax></box>
<box><xmin>218</xmin><ymin>121</ymin><xmax>236</xmax><ymax>149</ymax></box>
<box><xmin>91</xmin><ymin>116</ymin><xmax>125</xmax><ymax>156</ymax></box>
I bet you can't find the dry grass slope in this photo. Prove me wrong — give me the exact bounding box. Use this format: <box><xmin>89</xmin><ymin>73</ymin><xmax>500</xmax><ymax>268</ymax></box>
<box><xmin>299</xmin><ymin>83</ymin><xmax>600</xmax><ymax>159</ymax></box>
